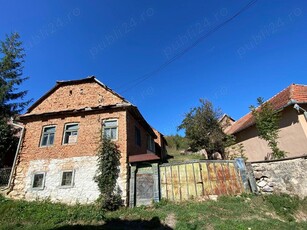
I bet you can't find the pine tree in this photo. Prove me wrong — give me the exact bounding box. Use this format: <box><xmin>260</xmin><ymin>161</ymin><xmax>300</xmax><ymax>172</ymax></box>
<box><xmin>0</xmin><ymin>32</ymin><xmax>31</xmax><ymax>167</ymax></box>
<box><xmin>95</xmin><ymin>136</ymin><xmax>122</xmax><ymax>210</ymax></box>
<box><xmin>0</xmin><ymin>32</ymin><xmax>31</xmax><ymax>117</ymax></box>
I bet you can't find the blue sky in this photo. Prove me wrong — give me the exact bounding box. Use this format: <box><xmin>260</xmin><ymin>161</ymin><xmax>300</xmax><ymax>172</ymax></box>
<box><xmin>1</xmin><ymin>0</ymin><xmax>307</xmax><ymax>135</ymax></box>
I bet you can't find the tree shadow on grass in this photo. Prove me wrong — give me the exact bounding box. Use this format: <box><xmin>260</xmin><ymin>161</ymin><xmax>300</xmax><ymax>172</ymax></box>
<box><xmin>52</xmin><ymin>216</ymin><xmax>173</xmax><ymax>230</ymax></box>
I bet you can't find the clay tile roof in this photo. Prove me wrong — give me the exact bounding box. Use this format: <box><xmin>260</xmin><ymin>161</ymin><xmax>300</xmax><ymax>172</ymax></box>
<box><xmin>128</xmin><ymin>153</ymin><xmax>160</xmax><ymax>163</ymax></box>
<box><xmin>227</xmin><ymin>84</ymin><xmax>307</xmax><ymax>135</ymax></box>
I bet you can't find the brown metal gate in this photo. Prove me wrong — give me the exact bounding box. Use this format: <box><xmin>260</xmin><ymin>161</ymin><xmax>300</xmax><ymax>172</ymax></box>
<box><xmin>160</xmin><ymin>160</ymin><xmax>244</xmax><ymax>201</ymax></box>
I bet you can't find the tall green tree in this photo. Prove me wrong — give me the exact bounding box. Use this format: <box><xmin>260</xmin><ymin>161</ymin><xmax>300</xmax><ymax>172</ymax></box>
<box><xmin>0</xmin><ymin>32</ymin><xmax>31</xmax><ymax>167</ymax></box>
<box><xmin>250</xmin><ymin>97</ymin><xmax>286</xmax><ymax>159</ymax></box>
<box><xmin>95</xmin><ymin>137</ymin><xmax>122</xmax><ymax>211</ymax></box>
<box><xmin>178</xmin><ymin>99</ymin><xmax>226</xmax><ymax>158</ymax></box>
<box><xmin>0</xmin><ymin>32</ymin><xmax>30</xmax><ymax>117</ymax></box>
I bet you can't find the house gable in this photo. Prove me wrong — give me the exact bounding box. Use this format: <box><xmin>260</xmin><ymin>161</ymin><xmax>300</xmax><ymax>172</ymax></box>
<box><xmin>27</xmin><ymin>77</ymin><xmax>129</xmax><ymax>114</ymax></box>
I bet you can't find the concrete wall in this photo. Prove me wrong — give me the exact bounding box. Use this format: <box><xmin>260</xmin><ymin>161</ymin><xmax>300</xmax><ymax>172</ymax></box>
<box><xmin>251</xmin><ymin>157</ymin><xmax>307</xmax><ymax>198</ymax></box>
<box><xmin>235</xmin><ymin>107</ymin><xmax>307</xmax><ymax>161</ymax></box>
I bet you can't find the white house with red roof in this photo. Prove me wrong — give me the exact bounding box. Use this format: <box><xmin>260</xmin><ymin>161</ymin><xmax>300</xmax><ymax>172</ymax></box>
<box><xmin>226</xmin><ymin>84</ymin><xmax>307</xmax><ymax>161</ymax></box>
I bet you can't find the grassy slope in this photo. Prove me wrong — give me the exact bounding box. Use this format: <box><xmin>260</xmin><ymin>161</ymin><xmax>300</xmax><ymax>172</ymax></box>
<box><xmin>0</xmin><ymin>194</ymin><xmax>306</xmax><ymax>230</ymax></box>
<box><xmin>167</xmin><ymin>147</ymin><xmax>204</xmax><ymax>163</ymax></box>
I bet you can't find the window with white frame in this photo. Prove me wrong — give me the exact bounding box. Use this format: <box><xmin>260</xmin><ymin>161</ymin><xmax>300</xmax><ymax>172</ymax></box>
<box><xmin>147</xmin><ymin>135</ymin><xmax>155</xmax><ymax>152</ymax></box>
<box><xmin>40</xmin><ymin>126</ymin><xmax>56</xmax><ymax>147</ymax></box>
<box><xmin>63</xmin><ymin>123</ymin><xmax>79</xmax><ymax>144</ymax></box>
<box><xmin>32</xmin><ymin>172</ymin><xmax>45</xmax><ymax>189</ymax></box>
<box><xmin>103</xmin><ymin>119</ymin><xmax>118</xmax><ymax>140</ymax></box>
<box><xmin>60</xmin><ymin>170</ymin><xmax>74</xmax><ymax>187</ymax></box>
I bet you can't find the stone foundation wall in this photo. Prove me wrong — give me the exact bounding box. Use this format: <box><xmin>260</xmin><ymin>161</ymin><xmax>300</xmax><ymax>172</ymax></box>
<box><xmin>251</xmin><ymin>156</ymin><xmax>307</xmax><ymax>198</ymax></box>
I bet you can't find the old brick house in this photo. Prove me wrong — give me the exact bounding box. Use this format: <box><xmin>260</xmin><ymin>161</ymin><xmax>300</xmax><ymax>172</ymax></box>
<box><xmin>8</xmin><ymin>76</ymin><xmax>166</xmax><ymax>205</ymax></box>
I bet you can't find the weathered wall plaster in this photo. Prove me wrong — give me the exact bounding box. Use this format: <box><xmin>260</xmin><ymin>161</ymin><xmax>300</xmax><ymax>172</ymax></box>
<box><xmin>23</xmin><ymin>156</ymin><xmax>125</xmax><ymax>204</ymax></box>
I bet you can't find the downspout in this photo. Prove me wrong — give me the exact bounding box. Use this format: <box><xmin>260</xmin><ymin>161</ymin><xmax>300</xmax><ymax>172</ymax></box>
<box><xmin>1</xmin><ymin>120</ymin><xmax>24</xmax><ymax>192</ymax></box>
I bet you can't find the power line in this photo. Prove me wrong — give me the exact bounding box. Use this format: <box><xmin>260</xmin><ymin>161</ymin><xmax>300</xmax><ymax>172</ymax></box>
<box><xmin>119</xmin><ymin>0</ymin><xmax>258</xmax><ymax>93</ymax></box>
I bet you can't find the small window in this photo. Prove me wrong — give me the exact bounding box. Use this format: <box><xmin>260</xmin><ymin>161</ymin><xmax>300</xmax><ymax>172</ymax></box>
<box><xmin>32</xmin><ymin>173</ymin><xmax>45</xmax><ymax>189</ymax></box>
<box><xmin>147</xmin><ymin>135</ymin><xmax>155</xmax><ymax>152</ymax></box>
<box><xmin>135</xmin><ymin>127</ymin><xmax>141</xmax><ymax>146</ymax></box>
<box><xmin>61</xmin><ymin>170</ymin><xmax>74</xmax><ymax>187</ymax></box>
<box><xmin>63</xmin><ymin>123</ymin><xmax>79</xmax><ymax>144</ymax></box>
<box><xmin>103</xmin><ymin>119</ymin><xmax>118</xmax><ymax>140</ymax></box>
<box><xmin>40</xmin><ymin>126</ymin><xmax>56</xmax><ymax>147</ymax></box>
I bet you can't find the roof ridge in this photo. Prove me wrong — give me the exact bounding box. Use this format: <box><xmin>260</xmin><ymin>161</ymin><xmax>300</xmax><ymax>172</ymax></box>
<box><xmin>262</xmin><ymin>84</ymin><xmax>292</xmax><ymax>107</ymax></box>
<box><xmin>292</xmin><ymin>83</ymin><xmax>307</xmax><ymax>87</ymax></box>
<box><xmin>226</xmin><ymin>83</ymin><xmax>299</xmax><ymax>135</ymax></box>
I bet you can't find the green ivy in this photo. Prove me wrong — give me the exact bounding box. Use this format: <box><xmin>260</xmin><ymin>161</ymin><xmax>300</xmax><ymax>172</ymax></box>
<box><xmin>95</xmin><ymin>136</ymin><xmax>122</xmax><ymax>211</ymax></box>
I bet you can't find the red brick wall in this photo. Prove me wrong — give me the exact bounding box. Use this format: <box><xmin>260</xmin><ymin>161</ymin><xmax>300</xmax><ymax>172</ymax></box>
<box><xmin>30</xmin><ymin>82</ymin><xmax>125</xmax><ymax>114</ymax></box>
<box><xmin>126</xmin><ymin>111</ymin><xmax>154</xmax><ymax>156</ymax></box>
<box><xmin>153</xmin><ymin>128</ymin><xmax>167</xmax><ymax>160</ymax></box>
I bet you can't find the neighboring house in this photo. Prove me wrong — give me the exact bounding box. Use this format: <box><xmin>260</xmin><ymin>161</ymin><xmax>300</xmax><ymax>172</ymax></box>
<box><xmin>219</xmin><ymin>114</ymin><xmax>235</xmax><ymax>134</ymax></box>
<box><xmin>226</xmin><ymin>84</ymin><xmax>307</xmax><ymax>161</ymax></box>
<box><xmin>8</xmin><ymin>76</ymin><xmax>166</xmax><ymax>205</ymax></box>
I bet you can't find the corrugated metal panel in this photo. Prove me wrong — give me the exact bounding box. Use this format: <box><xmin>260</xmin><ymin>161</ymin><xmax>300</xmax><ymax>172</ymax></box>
<box><xmin>160</xmin><ymin>160</ymin><xmax>245</xmax><ymax>201</ymax></box>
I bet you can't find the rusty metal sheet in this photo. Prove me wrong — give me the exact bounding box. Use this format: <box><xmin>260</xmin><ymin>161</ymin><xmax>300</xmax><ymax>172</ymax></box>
<box><xmin>160</xmin><ymin>166</ymin><xmax>167</xmax><ymax>199</ymax></box>
<box><xmin>200</xmin><ymin>162</ymin><xmax>211</xmax><ymax>196</ymax></box>
<box><xmin>186</xmin><ymin>163</ymin><xmax>197</xmax><ymax>199</ymax></box>
<box><xmin>159</xmin><ymin>160</ymin><xmax>245</xmax><ymax>201</ymax></box>
<box><xmin>178</xmin><ymin>164</ymin><xmax>188</xmax><ymax>200</ymax></box>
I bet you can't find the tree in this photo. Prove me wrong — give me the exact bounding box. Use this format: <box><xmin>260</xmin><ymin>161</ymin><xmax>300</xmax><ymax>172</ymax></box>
<box><xmin>224</xmin><ymin>135</ymin><xmax>247</xmax><ymax>161</ymax></box>
<box><xmin>0</xmin><ymin>32</ymin><xmax>31</xmax><ymax>117</ymax></box>
<box><xmin>0</xmin><ymin>32</ymin><xmax>31</xmax><ymax>167</ymax></box>
<box><xmin>178</xmin><ymin>99</ymin><xmax>226</xmax><ymax>159</ymax></box>
<box><xmin>0</xmin><ymin>119</ymin><xmax>17</xmax><ymax>167</ymax></box>
<box><xmin>165</xmin><ymin>134</ymin><xmax>188</xmax><ymax>151</ymax></box>
<box><xmin>250</xmin><ymin>97</ymin><xmax>286</xmax><ymax>159</ymax></box>
<box><xmin>95</xmin><ymin>136</ymin><xmax>122</xmax><ymax>211</ymax></box>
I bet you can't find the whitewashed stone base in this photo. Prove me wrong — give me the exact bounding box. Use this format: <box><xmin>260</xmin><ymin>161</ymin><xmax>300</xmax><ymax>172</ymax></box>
<box><xmin>24</xmin><ymin>156</ymin><xmax>126</xmax><ymax>204</ymax></box>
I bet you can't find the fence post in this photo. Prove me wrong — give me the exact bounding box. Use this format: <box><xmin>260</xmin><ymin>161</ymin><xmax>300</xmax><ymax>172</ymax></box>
<box><xmin>245</xmin><ymin>162</ymin><xmax>258</xmax><ymax>194</ymax></box>
<box><xmin>129</xmin><ymin>165</ymin><xmax>137</xmax><ymax>207</ymax></box>
<box><xmin>152</xmin><ymin>163</ymin><xmax>160</xmax><ymax>203</ymax></box>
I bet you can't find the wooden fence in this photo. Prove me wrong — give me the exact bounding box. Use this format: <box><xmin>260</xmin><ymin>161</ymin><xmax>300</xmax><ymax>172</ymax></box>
<box><xmin>159</xmin><ymin>160</ymin><xmax>244</xmax><ymax>201</ymax></box>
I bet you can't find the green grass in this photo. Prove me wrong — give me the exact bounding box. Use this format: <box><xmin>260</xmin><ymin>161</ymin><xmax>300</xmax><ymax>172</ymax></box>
<box><xmin>167</xmin><ymin>147</ymin><xmax>205</xmax><ymax>162</ymax></box>
<box><xmin>0</xmin><ymin>194</ymin><xmax>306</xmax><ymax>229</ymax></box>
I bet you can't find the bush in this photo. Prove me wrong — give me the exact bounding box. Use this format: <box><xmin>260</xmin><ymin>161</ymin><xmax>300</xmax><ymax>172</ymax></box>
<box><xmin>100</xmin><ymin>194</ymin><xmax>123</xmax><ymax>211</ymax></box>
